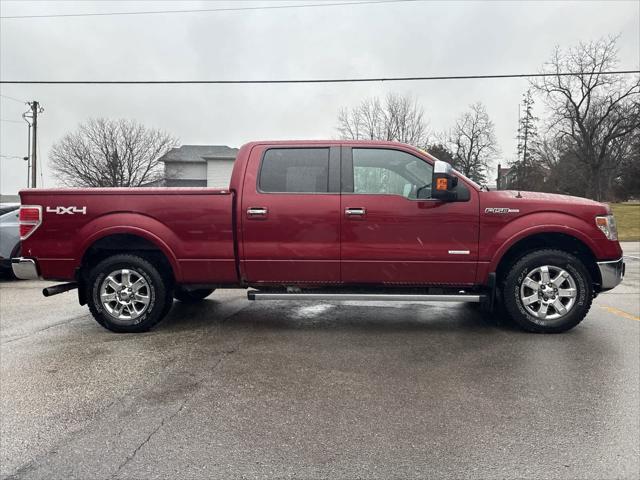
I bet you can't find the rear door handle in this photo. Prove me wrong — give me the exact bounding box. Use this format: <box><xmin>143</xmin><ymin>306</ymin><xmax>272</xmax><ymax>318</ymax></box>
<box><xmin>247</xmin><ymin>207</ymin><xmax>268</xmax><ymax>218</ymax></box>
<box><xmin>345</xmin><ymin>207</ymin><xmax>366</xmax><ymax>217</ymax></box>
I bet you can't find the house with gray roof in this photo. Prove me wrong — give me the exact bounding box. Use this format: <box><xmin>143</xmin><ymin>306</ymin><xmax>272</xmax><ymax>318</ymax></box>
<box><xmin>159</xmin><ymin>145</ymin><xmax>238</xmax><ymax>188</ymax></box>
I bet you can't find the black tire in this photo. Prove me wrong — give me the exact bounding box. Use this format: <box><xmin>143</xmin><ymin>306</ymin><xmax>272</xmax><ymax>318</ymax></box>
<box><xmin>174</xmin><ymin>287</ymin><xmax>214</xmax><ymax>303</ymax></box>
<box><xmin>87</xmin><ymin>254</ymin><xmax>173</xmax><ymax>333</ymax></box>
<box><xmin>502</xmin><ymin>249</ymin><xmax>593</xmax><ymax>333</ymax></box>
<box><xmin>4</xmin><ymin>243</ymin><xmax>21</xmax><ymax>279</ymax></box>
<box><xmin>0</xmin><ymin>266</ymin><xmax>15</xmax><ymax>280</ymax></box>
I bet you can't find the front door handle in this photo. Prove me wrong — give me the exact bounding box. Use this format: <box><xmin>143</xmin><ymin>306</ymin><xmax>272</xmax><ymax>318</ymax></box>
<box><xmin>345</xmin><ymin>207</ymin><xmax>366</xmax><ymax>217</ymax></box>
<box><xmin>247</xmin><ymin>207</ymin><xmax>268</xmax><ymax>218</ymax></box>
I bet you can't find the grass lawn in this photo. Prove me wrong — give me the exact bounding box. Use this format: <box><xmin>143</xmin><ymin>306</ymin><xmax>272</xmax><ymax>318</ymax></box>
<box><xmin>610</xmin><ymin>203</ymin><xmax>640</xmax><ymax>241</ymax></box>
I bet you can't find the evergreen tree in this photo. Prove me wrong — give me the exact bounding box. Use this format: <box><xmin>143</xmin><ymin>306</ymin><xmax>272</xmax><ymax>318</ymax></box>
<box><xmin>513</xmin><ymin>90</ymin><xmax>538</xmax><ymax>190</ymax></box>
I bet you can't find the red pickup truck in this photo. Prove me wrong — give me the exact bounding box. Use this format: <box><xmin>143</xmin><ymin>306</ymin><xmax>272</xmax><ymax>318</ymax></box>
<box><xmin>13</xmin><ymin>140</ymin><xmax>624</xmax><ymax>333</ymax></box>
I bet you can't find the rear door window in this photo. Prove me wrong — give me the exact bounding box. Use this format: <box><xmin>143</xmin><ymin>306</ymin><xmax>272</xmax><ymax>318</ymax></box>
<box><xmin>259</xmin><ymin>148</ymin><xmax>330</xmax><ymax>193</ymax></box>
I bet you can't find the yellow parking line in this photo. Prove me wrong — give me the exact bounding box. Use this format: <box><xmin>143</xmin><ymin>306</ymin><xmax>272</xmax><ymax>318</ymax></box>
<box><xmin>600</xmin><ymin>305</ymin><xmax>640</xmax><ymax>321</ymax></box>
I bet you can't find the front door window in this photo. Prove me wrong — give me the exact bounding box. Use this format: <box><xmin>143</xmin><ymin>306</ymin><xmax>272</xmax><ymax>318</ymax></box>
<box><xmin>352</xmin><ymin>148</ymin><xmax>433</xmax><ymax>199</ymax></box>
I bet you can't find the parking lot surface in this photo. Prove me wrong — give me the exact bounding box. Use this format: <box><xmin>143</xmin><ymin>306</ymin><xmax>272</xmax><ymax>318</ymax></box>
<box><xmin>1</xmin><ymin>243</ymin><xmax>639</xmax><ymax>479</ymax></box>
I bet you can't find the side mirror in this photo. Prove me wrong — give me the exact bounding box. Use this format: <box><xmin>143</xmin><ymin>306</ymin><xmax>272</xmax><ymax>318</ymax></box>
<box><xmin>431</xmin><ymin>160</ymin><xmax>458</xmax><ymax>201</ymax></box>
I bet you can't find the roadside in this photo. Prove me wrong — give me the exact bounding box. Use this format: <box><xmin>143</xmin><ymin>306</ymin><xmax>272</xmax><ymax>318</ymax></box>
<box><xmin>611</xmin><ymin>203</ymin><xmax>640</xmax><ymax>241</ymax></box>
<box><xmin>597</xmin><ymin>241</ymin><xmax>640</xmax><ymax>324</ymax></box>
<box><xmin>621</xmin><ymin>239</ymin><xmax>640</xmax><ymax>258</ymax></box>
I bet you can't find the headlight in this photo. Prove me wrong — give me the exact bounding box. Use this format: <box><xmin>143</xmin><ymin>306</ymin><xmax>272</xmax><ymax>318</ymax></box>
<box><xmin>595</xmin><ymin>214</ymin><xmax>618</xmax><ymax>241</ymax></box>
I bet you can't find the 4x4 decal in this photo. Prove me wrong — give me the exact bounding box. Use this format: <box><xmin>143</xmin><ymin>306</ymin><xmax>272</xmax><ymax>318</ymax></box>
<box><xmin>46</xmin><ymin>206</ymin><xmax>87</xmax><ymax>215</ymax></box>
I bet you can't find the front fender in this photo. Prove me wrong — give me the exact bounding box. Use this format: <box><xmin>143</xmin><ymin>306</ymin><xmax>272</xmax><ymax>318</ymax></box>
<box><xmin>482</xmin><ymin>212</ymin><xmax>603</xmax><ymax>276</ymax></box>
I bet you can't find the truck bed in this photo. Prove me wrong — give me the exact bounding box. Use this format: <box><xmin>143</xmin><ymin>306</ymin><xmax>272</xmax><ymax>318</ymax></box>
<box><xmin>19</xmin><ymin>188</ymin><xmax>238</xmax><ymax>283</ymax></box>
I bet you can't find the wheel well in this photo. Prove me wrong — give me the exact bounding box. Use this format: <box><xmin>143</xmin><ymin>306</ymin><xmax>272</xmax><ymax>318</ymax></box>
<box><xmin>10</xmin><ymin>241</ymin><xmax>21</xmax><ymax>259</ymax></box>
<box><xmin>79</xmin><ymin>234</ymin><xmax>175</xmax><ymax>284</ymax></box>
<box><xmin>495</xmin><ymin>233</ymin><xmax>601</xmax><ymax>287</ymax></box>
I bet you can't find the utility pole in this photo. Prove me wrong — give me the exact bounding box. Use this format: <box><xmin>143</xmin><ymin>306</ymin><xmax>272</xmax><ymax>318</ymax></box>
<box><xmin>28</xmin><ymin>101</ymin><xmax>43</xmax><ymax>188</ymax></box>
<box><xmin>26</xmin><ymin>123</ymin><xmax>31</xmax><ymax>188</ymax></box>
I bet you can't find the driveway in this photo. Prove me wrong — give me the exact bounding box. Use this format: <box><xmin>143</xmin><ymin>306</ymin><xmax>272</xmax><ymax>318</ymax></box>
<box><xmin>1</xmin><ymin>243</ymin><xmax>638</xmax><ymax>479</ymax></box>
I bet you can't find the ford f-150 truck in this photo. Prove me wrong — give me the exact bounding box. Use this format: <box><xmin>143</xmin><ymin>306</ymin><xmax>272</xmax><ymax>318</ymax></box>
<box><xmin>12</xmin><ymin>140</ymin><xmax>624</xmax><ymax>333</ymax></box>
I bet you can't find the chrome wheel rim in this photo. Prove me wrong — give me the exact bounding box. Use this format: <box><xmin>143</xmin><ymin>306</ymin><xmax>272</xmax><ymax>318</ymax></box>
<box><xmin>99</xmin><ymin>269</ymin><xmax>151</xmax><ymax>324</ymax></box>
<box><xmin>519</xmin><ymin>265</ymin><xmax>577</xmax><ymax>321</ymax></box>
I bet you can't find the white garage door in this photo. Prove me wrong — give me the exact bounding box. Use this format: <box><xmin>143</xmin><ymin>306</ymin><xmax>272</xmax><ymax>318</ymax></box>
<box><xmin>206</xmin><ymin>159</ymin><xmax>235</xmax><ymax>188</ymax></box>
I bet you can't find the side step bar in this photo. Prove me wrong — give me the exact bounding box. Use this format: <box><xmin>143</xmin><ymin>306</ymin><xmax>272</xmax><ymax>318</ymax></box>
<box><xmin>248</xmin><ymin>291</ymin><xmax>484</xmax><ymax>302</ymax></box>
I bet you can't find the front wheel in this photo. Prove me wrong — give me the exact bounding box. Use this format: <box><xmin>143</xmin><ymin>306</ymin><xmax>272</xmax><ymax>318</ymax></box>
<box><xmin>87</xmin><ymin>254</ymin><xmax>173</xmax><ymax>333</ymax></box>
<box><xmin>502</xmin><ymin>249</ymin><xmax>593</xmax><ymax>333</ymax></box>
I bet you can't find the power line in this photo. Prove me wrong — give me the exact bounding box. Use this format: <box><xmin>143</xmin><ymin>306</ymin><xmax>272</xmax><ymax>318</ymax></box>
<box><xmin>0</xmin><ymin>0</ymin><xmax>419</xmax><ymax>19</ymax></box>
<box><xmin>0</xmin><ymin>70</ymin><xmax>638</xmax><ymax>85</ymax></box>
<box><xmin>0</xmin><ymin>93</ymin><xmax>26</xmax><ymax>103</ymax></box>
<box><xmin>0</xmin><ymin>118</ymin><xmax>24</xmax><ymax>123</ymax></box>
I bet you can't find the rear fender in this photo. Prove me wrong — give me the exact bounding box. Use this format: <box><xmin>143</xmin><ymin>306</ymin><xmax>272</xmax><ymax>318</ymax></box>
<box><xmin>78</xmin><ymin>212</ymin><xmax>182</xmax><ymax>281</ymax></box>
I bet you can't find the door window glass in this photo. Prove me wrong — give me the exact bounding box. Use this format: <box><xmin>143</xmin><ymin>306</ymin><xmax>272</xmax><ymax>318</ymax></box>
<box><xmin>259</xmin><ymin>148</ymin><xmax>330</xmax><ymax>193</ymax></box>
<box><xmin>352</xmin><ymin>148</ymin><xmax>433</xmax><ymax>199</ymax></box>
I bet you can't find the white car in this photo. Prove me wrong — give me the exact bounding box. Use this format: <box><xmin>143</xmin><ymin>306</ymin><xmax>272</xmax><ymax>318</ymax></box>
<box><xmin>0</xmin><ymin>203</ymin><xmax>20</xmax><ymax>276</ymax></box>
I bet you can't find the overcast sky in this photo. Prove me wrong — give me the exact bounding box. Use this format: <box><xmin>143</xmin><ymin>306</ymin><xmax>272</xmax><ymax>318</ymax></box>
<box><xmin>1</xmin><ymin>0</ymin><xmax>638</xmax><ymax>194</ymax></box>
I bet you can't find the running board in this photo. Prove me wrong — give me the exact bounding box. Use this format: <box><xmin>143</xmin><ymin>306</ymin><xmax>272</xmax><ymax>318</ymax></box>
<box><xmin>247</xmin><ymin>291</ymin><xmax>484</xmax><ymax>302</ymax></box>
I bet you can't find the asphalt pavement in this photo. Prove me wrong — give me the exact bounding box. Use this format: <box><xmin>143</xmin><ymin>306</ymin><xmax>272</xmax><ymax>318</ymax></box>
<box><xmin>1</xmin><ymin>243</ymin><xmax>638</xmax><ymax>479</ymax></box>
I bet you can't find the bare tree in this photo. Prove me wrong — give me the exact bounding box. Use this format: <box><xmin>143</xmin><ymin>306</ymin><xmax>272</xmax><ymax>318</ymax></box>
<box><xmin>447</xmin><ymin>102</ymin><xmax>499</xmax><ymax>184</ymax></box>
<box><xmin>426</xmin><ymin>143</ymin><xmax>455</xmax><ymax>164</ymax></box>
<box><xmin>50</xmin><ymin>118</ymin><xmax>178</xmax><ymax>187</ymax></box>
<box><xmin>337</xmin><ymin>93</ymin><xmax>429</xmax><ymax>147</ymax></box>
<box><xmin>527</xmin><ymin>134</ymin><xmax>582</xmax><ymax>196</ymax></box>
<box><xmin>532</xmin><ymin>36</ymin><xmax>640</xmax><ymax>200</ymax></box>
<box><xmin>614</xmin><ymin>129</ymin><xmax>640</xmax><ymax>199</ymax></box>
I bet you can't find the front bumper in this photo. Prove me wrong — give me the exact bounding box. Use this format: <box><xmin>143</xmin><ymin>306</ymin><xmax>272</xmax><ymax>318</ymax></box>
<box><xmin>597</xmin><ymin>257</ymin><xmax>625</xmax><ymax>291</ymax></box>
<box><xmin>11</xmin><ymin>257</ymin><xmax>40</xmax><ymax>280</ymax></box>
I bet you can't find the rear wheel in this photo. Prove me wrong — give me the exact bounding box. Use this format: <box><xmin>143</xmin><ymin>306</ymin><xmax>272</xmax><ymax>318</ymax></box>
<box><xmin>174</xmin><ymin>287</ymin><xmax>214</xmax><ymax>303</ymax></box>
<box><xmin>502</xmin><ymin>249</ymin><xmax>593</xmax><ymax>333</ymax></box>
<box><xmin>3</xmin><ymin>244</ymin><xmax>21</xmax><ymax>279</ymax></box>
<box><xmin>87</xmin><ymin>254</ymin><xmax>173</xmax><ymax>333</ymax></box>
